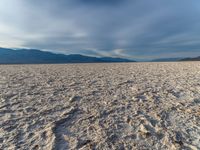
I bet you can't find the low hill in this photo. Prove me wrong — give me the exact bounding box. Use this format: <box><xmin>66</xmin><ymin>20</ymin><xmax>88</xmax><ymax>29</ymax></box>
<box><xmin>180</xmin><ymin>56</ymin><xmax>200</xmax><ymax>61</ymax></box>
<box><xmin>151</xmin><ymin>58</ymin><xmax>182</xmax><ymax>62</ymax></box>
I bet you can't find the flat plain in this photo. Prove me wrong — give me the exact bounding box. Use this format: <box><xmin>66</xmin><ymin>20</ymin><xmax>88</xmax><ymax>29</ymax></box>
<box><xmin>0</xmin><ymin>62</ymin><xmax>200</xmax><ymax>150</ymax></box>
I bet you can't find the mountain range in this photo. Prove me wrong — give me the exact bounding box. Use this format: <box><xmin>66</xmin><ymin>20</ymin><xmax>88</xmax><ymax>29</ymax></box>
<box><xmin>0</xmin><ymin>47</ymin><xmax>199</xmax><ymax>64</ymax></box>
<box><xmin>0</xmin><ymin>48</ymin><xmax>135</xmax><ymax>64</ymax></box>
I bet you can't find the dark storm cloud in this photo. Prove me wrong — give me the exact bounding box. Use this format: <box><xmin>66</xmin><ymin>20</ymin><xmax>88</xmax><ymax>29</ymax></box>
<box><xmin>0</xmin><ymin>0</ymin><xmax>200</xmax><ymax>59</ymax></box>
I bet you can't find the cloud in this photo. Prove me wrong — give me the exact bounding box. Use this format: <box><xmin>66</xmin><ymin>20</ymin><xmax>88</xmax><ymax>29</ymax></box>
<box><xmin>76</xmin><ymin>0</ymin><xmax>125</xmax><ymax>6</ymax></box>
<box><xmin>0</xmin><ymin>0</ymin><xmax>200</xmax><ymax>59</ymax></box>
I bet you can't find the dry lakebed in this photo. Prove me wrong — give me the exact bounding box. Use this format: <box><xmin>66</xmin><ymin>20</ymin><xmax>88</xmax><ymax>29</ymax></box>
<box><xmin>0</xmin><ymin>62</ymin><xmax>200</xmax><ymax>150</ymax></box>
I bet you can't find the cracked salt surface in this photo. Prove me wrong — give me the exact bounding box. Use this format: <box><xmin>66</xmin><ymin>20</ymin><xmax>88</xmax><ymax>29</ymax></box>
<box><xmin>0</xmin><ymin>62</ymin><xmax>200</xmax><ymax>149</ymax></box>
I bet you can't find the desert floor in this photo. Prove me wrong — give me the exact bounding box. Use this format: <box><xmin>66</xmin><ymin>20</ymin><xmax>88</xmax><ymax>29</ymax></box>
<box><xmin>0</xmin><ymin>62</ymin><xmax>200</xmax><ymax>150</ymax></box>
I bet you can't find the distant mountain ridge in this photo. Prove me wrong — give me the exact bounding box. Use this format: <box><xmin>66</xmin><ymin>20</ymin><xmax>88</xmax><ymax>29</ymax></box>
<box><xmin>180</xmin><ymin>56</ymin><xmax>200</xmax><ymax>61</ymax></box>
<box><xmin>151</xmin><ymin>58</ymin><xmax>182</xmax><ymax>62</ymax></box>
<box><xmin>0</xmin><ymin>48</ymin><xmax>135</xmax><ymax>64</ymax></box>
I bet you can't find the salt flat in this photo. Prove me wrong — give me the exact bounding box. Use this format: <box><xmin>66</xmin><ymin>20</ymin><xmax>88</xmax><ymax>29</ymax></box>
<box><xmin>0</xmin><ymin>62</ymin><xmax>200</xmax><ymax>150</ymax></box>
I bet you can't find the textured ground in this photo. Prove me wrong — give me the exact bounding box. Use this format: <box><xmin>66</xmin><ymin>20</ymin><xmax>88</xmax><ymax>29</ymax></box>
<box><xmin>0</xmin><ymin>62</ymin><xmax>200</xmax><ymax>150</ymax></box>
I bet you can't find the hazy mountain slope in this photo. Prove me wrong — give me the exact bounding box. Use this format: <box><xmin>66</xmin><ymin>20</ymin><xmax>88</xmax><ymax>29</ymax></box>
<box><xmin>100</xmin><ymin>57</ymin><xmax>135</xmax><ymax>62</ymax></box>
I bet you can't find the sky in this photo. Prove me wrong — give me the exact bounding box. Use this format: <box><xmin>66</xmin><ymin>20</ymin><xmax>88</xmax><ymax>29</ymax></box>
<box><xmin>0</xmin><ymin>0</ymin><xmax>200</xmax><ymax>60</ymax></box>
